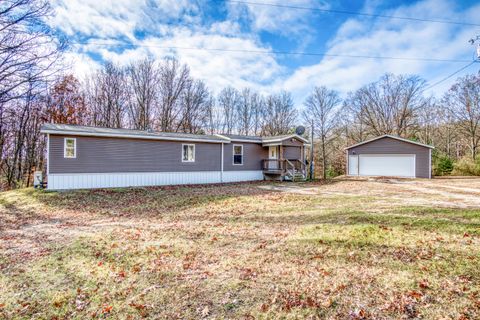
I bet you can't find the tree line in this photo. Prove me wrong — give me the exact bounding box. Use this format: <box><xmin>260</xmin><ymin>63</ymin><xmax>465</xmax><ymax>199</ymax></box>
<box><xmin>78</xmin><ymin>58</ymin><xmax>297</xmax><ymax>137</ymax></box>
<box><xmin>1</xmin><ymin>0</ymin><xmax>480</xmax><ymax>188</ymax></box>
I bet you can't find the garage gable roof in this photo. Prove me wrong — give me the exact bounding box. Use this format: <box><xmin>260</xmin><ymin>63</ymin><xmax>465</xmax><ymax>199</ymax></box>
<box><xmin>345</xmin><ymin>135</ymin><xmax>434</xmax><ymax>150</ymax></box>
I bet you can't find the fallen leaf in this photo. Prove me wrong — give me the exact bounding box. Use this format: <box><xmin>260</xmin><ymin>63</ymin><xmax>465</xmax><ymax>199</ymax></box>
<box><xmin>201</xmin><ymin>306</ymin><xmax>210</xmax><ymax>317</ymax></box>
<box><xmin>102</xmin><ymin>305</ymin><xmax>113</xmax><ymax>313</ymax></box>
<box><xmin>260</xmin><ymin>303</ymin><xmax>269</xmax><ymax>312</ymax></box>
<box><xmin>407</xmin><ymin>290</ymin><xmax>423</xmax><ymax>300</ymax></box>
<box><xmin>419</xmin><ymin>280</ymin><xmax>429</xmax><ymax>289</ymax></box>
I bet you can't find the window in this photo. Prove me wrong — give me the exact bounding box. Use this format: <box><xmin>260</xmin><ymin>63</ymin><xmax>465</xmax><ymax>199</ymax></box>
<box><xmin>182</xmin><ymin>144</ymin><xmax>195</xmax><ymax>162</ymax></box>
<box><xmin>233</xmin><ymin>145</ymin><xmax>243</xmax><ymax>165</ymax></box>
<box><xmin>64</xmin><ymin>138</ymin><xmax>76</xmax><ymax>158</ymax></box>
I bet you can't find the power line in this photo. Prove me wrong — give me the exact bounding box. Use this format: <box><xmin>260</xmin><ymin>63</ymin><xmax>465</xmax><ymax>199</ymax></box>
<box><xmin>425</xmin><ymin>61</ymin><xmax>478</xmax><ymax>91</ymax></box>
<box><xmin>224</xmin><ymin>0</ymin><xmax>480</xmax><ymax>27</ymax></box>
<box><xmin>72</xmin><ymin>41</ymin><xmax>472</xmax><ymax>63</ymax></box>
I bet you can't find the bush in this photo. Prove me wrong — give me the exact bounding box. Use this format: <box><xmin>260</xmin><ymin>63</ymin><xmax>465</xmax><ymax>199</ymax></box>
<box><xmin>433</xmin><ymin>154</ymin><xmax>454</xmax><ymax>176</ymax></box>
<box><xmin>452</xmin><ymin>156</ymin><xmax>480</xmax><ymax>176</ymax></box>
<box><xmin>326</xmin><ymin>166</ymin><xmax>341</xmax><ymax>179</ymax></box>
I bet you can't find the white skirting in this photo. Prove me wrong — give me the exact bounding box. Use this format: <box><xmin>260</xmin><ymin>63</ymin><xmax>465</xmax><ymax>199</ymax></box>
<box><xmin>47</xmin><ymin>170</ymin><xmax>264</xmax><ymax>190</ymax></box>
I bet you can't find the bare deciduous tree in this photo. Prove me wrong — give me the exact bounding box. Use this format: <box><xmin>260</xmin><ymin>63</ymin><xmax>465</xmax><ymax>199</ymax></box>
<box><xmin>86</xmin><ymin>62</ymin><xmax>127</xmax><ymax>128</ymax></box>
<box><xmin>303</xmin><ymin>86</ymin><xmax>341</xmax><ymax>179</ymax></box>
<box><xmin>177</xmin><ymin>80</ymin><xmax>211</xmax><ymax>133</ymax></box>
<box><xmin>0</xmin><ymin>0</ymin><xmax>65</xmax><ymax>105</ymax></box>
<box><xmin>237</xmin><ymin>88</ymin><xmax>254</xmax><ymax>135</ymax></box>
<box><xmin>443</xmin><ymin>73</ymin><xmax>480</xmax><ymax>159</ymax></box>
<box><xmin>126</xmin><ymin>57</ymin><xmax>158</xmax><ymax>130</ymax></box>
<box><xmin>262</xmin><ymin>91</ymin><xmax>296</xmax><ymax>136</ymax></box>
<box><xmin>346</xmin><ymin>73</ymin><xmax>427</xmax><ymax>138</ymax></box>
<box><xmin>157</xmin><ymin>58</ymin><xmax>190</xmax><ymax>132</ymax></box>
<box><xmin>250</xmin><ymin>92</ymin><xmax>264</xmax><ymax>136</ymax></box>
<box><xmin>217</xmin><ymin>87</ymin><xmax>239</xmax><ymax>134</ymax></box>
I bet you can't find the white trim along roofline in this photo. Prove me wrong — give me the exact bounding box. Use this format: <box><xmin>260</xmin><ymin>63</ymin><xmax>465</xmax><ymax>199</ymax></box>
<box><xmin>41</xmin><ymin>129</ymin><xmax>228</xmax><ymax>144</ymax></box>
<box><xmin>262</xmin><ymin>134</ymin><xmax>309</xmax><ymax>144</ymax></box>
<box><xmin>216</xmin><ymin>133</ymin><xmax>309</xmax><ymax>144</ymax></box>
<box><xmin>345</xmin><ymin>134</ymin><xmax>434</xmax><ymax>150</ymax></box>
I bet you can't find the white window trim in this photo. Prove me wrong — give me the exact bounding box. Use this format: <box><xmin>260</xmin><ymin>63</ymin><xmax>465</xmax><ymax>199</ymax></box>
<box><xmin>64</xmin><ymin>138</ymin><xmax>76</xmax><ymax>159</ymax></box>
<box><xmin>233</xmin><ymin>144</ymin><xmax>243</xmax><ymax>165</ymax></box>
<box><xmin>182</xmin><ymin>144</ymin><xmax>195</xmax><ymax>162</ymax></box>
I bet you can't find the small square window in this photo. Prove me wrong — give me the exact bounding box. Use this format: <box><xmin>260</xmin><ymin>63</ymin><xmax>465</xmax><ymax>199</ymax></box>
<box><xmin>182</xmin><ymin>144</ymin><xmax>195</xmax><ymax>162</ymax></box>
<box><xmin>64</xmin><ymin>138</ymin><xmax>76</xmax><ymax>158</ymax></box>
<box><xmin>233</xmin><ymin>145</ymin><xmax>243</xmax><ymax>165</ymax></box>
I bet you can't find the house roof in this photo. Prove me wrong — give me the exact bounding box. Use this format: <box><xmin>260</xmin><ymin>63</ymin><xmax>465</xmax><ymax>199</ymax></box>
<box><xmin>216</xmin><ymin>133</ymin><xmax>309</xmax><ymax>144</ymax></box>
<box><xmin>41</xmin><ymin>124</ymin><xmax>310</xmax><ymax>145</ymax></box>
<box><xmin>345</xmin><ymin>135</ymin><xmax>435</xmax><ymax>150</ymax></box>
<box><xmin>262</xmin><ymin>134</ymin><xmax>309</xmax><ymax>144</ymax></box>
<box><xmin>41</xmin><ymin>123</ymin><xmax>229</xmax><ymax>143</ymax></box>
<box><xmin>217</xmin><ymin>134</ymin><xmax>263</xmax><ymax>143</ymax></box>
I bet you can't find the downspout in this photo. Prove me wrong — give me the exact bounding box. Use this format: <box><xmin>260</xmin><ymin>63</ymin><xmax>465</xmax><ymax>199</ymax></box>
<box><xmin>221</xmin><ymin>143</ymin><xmax>224</xmax><ymax>183</ymax></box>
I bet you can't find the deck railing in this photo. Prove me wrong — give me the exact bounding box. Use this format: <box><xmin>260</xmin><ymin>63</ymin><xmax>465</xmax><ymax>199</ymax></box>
<box><xmin>262</xmin><ymin>159</ymin><xmax>285</xmax><ymax>172</ymax></box>
<box><xmin>262</xmin><ymin>159</ymin><xmax>306</xmax><ymax>177</ymax></box>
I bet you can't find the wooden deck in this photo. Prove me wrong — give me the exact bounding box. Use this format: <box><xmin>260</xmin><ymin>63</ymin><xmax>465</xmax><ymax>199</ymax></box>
<box><xmin>262</xmin><ymin>159</ymin><xmax>306</xmax><ymax>181</ymax></box>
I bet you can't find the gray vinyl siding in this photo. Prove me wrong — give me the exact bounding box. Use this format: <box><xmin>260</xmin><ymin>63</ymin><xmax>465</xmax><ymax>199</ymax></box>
<box><xmin>283</xmin><ymin>146</ymin><xmax>302</xmax><ymax>160</ymax></box>
<box><xmin>223</xmin><ymin>142</ymin><xmax>267</xmax><ymax>171</ymax></box>
<box><xmin>281</xmin><ymin>138</ymin><xmax>304</xmax><ymax>160</ymax></box>
<box><xmin>281</xmin><ymin>138</ymin><xmax>304</xmax><ymax>147</ymax></box>
<box><xmin>49</xmin><ymin>135</ymin><xmax>222</xmax><ymax>174</ymax></box>
<box><xmin>347</xmin><ymin>137</ymin><xmax>430</xmax><ymax>178</ymax></box>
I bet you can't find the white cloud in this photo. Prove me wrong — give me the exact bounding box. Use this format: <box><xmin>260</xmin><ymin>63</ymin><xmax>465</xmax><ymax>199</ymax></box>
<box><xmin>90</xmin><ymin>29</ymin><xmax>283</xmax><ymax>93</ymax></box>
<box><xmin>50</xmin><ymin>0</ymin><xmax>284</xmax><ymax>95</ymax></box>
<box><xmin>51</xmin><ymin>0</ymin><xmax>480</xmax><ymax>107</ymax></box>
<box><xmin>50</xmin><ymin>0</ymin><xmax>199</xmax><ymax>39</ymax></box>
<box><xmin>226</xmin><ymin>0</ymin><xmax>329</xmax><ymax>36</ymax></box>
<box><xmin>63</xmin><ymin>52</ymin><xmax>100</xmax><ymax>80</ymax></box>
<box><xmin>277</xmin><ymin>0</ymin><xmax>480</xmax><ymax>103</ymax></box>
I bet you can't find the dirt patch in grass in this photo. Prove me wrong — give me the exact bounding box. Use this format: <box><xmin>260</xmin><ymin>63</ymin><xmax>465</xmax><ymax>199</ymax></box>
<box><xmin>1</xmin><ymin>179</ymin><xmax>480</xmax><ymax>319</ymax></box>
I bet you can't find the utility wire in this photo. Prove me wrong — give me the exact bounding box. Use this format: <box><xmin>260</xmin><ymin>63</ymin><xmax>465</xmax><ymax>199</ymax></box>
<box><xmin>425</xmin><ymin>60</ymin><xmax>478</xmax><ymax>91</ymax></box>
<box><xmin>223</xmin><ymin>0</ymin><xmax>480</xmax><ymax>27</ymax></box>
<box><xmin>72</xmin><ymin>41</ymin><xmax>472</xmax><ymax>63</ymax></box>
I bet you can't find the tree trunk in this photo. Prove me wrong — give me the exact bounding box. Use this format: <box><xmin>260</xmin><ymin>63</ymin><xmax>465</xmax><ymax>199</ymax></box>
<box><xmin>321</xmin><ymin>136</ymin><xmax>327</xmax><ymax>180</ymax></box>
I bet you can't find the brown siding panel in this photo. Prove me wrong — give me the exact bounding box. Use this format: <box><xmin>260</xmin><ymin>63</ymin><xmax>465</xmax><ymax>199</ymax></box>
<box><xmin>49</xmin><ymin>135</ymin><xmax>222</xmax><ymax>174</ymax></box>
<box><xmin>281</xmin><ymin>138</ymin><xmax>304</xmax><ymax>147</ymax></box>
<box><xmin>223</xmin><ymin>142</ymin><xmax>267</xmax><ymax>171</ymax></box>
<box><xmin>347</xmin><ymin>137</ymin><xmax>430</xmax><ymax>178</ymax></box>
<box><xmin>283</xmin><ymin>146</ymin><xmax>302</xmax><ymax>160</ymax></box>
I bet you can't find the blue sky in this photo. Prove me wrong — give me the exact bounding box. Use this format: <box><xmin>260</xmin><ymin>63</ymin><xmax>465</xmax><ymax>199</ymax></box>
<box><xmin>50</xmin><ymin>0</ymin><xmax>480</xmax><ymax>104</ymax></box>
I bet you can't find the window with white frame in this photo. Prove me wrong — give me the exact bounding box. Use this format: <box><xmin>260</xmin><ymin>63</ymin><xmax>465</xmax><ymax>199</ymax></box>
<box><xmin>233</xmin><ymin>145</ymin><xmax>243</xmax><ymax>165</ymax></box>
<box><xmin>182</xmin><ymin>144</ymin><xmax>195</xmax><ymax>162</ymax></box>
<box><xmin>64</xmin><ymin>138</ymin><xmax>76</xmax><ymax>158</ymax></box>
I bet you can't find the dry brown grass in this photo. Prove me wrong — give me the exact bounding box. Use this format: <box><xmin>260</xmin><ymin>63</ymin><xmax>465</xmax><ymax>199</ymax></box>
<box><xmin>0</xmin><ymin>179</ymin><xmax>479</xmax><ymax>319</ymax></box>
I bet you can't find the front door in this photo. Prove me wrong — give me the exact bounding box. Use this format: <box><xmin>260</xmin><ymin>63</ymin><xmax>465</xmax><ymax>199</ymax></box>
<box><xmin>268</xmin><ymin>146</ymin><xmax>278</xmax><ymax>169</ymax></box>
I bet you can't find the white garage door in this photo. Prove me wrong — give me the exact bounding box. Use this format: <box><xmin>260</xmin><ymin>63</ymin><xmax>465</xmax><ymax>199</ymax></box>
<box><xmin>358</xmin><ymin>154</ymin><xmax>415</xmax><ymax>178</ymax></box>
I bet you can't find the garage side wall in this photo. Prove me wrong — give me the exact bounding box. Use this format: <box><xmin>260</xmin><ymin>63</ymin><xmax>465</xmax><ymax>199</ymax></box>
<box><xmin>347</xmin><ymin>137</ymin><xmax>431</xmax><ymax>178</ymax></box>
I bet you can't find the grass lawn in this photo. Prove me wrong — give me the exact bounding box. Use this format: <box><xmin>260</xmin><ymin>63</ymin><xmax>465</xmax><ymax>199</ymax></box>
<box><xmin>0</xmin><ymin>178</ymin><xmax>479</xmax><ymax>319</ymax></box>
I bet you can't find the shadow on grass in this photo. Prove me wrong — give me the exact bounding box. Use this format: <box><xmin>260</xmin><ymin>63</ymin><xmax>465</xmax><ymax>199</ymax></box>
<box><xmin>24</xmin><ymin>180</ymin><xmax>341</xmax><ymax>218</ymax></box>
<box><xmin>169</xmin><ymin>205</ymin><xmax>480</xmax><ymax>236</ymax></box>
<box><xmin>35</xmin><ymin>182</ymin><xmax>275</xmax><ymax>213</ymax></box>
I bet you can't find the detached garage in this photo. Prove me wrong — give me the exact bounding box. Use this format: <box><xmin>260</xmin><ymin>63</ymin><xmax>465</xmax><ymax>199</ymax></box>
<box><xmin>346</xmin><ymin>135</ymin><xmax>434</xmax><ymax>179</ymax></box>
